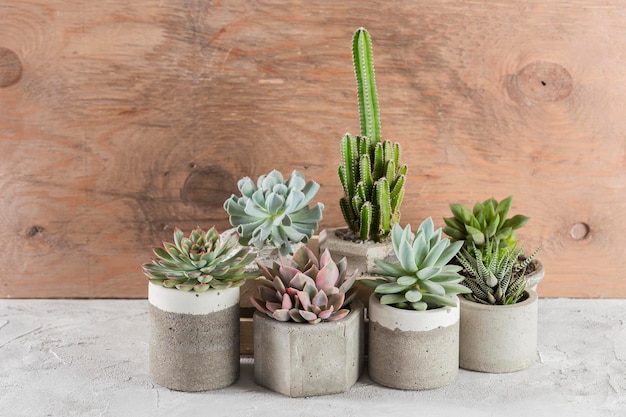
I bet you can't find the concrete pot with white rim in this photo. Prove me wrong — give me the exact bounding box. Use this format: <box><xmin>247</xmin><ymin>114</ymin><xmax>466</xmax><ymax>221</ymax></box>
<box><xmin>459</xmin><ymin>289</ymin><xmax>538</xmax><ymax>373</ymax></box>
<box><xmin>253</xmin><ymin>300</ymin><xmax>365</xmax><ymax>398</ymax></box>
<box><xmin>367</xmin><ymin>293</ymin><xmax>460</xmax><ymax>390</ymax></box>
<box><xmin>148</xmin><ymin>282</ymin><xmax>241</xmax><ymax>391</ymax></box>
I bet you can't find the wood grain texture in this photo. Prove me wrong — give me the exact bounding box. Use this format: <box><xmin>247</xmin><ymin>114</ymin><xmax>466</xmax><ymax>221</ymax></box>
<box><xmin>1</xmin><ymin>1</ymin><xmax>625</xmax><ymax>298</ymax></box>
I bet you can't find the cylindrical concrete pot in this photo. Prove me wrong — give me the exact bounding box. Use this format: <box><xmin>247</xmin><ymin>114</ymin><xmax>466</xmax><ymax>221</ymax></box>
<box><xmin>253</xmin><ymin>301</ymin><xmax>365</xmax><ymax>397</ymax></box>
<box><xmin>368</xmin><ymin>293</ymin><xmax>460</xmax><ymax>390</ymax></box>
<box><xmin>148</xmin><ymin>282</ymin><xmax>240</xmax><ymax>391</ymax></box>
<box><xmin>459</xmin><ymin>290</ymin><xmax>538</xmax><ymax>373</ymax></box>
<box><xmin>525</xmin><ymin>259</ymin><xmax>545</xmax><ymax>292</ymax></box>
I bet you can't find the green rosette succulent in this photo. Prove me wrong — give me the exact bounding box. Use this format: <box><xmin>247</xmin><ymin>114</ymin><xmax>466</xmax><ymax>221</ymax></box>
<box><xmin>142</xmin><ymin>227</ymin><xmax>258</xmax><ymax>292</ymax></box>
<box><xmin>456</xmin><ymin>241</ymin><xmax>540</xmax><ymax>305</ymax></box>
<box><xmin>443</xmin><ymin>196</ymin><xmax>529</xmax><ymax>251</ymax></box>
<box><xmin>338</xmin><ymin>27</ymin><xmax>407</xmax><ymax>243</ymax></box>
<box><xmin>224</xmin><ymin>170</ymin><xmax>324</xmax><ymax>256</ymax></box>
<box><xmin>250</xmin><ymin>246</ymin><xmax>358</xmax><ymax>324</ymax></box>
<box><xmin>361</xmin><ymin>218</ymin><xmax>471</xmax><ymax>310</ymax></box>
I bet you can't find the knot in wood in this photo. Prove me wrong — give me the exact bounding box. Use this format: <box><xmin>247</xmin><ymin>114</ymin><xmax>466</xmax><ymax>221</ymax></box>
<box><xmin>0</xmin><ymin>48</ymin><xmax>23</xmax><ymax>88</ymax></box>
<box><xmin>507</xmin><ymin>61</ymin><xmax>573</xmax><ymax>103</ymax></box>
<box><xmin>569</xmin><ymin>222</ymin><xmax>590</xmax><ymax>240</ymax></box>
<box><xmin>26</xmin><ymin>225</ymin><xmax>45</xmax><ymax>238</ymax></box>
<box><xmin>181</xmin><ymin>165</ymin><xmax>236</xmax><ymax>209</ymax></box>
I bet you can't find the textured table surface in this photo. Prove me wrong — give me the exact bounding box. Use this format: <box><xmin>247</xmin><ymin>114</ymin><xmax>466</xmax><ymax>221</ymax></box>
<box><xmin>1</xmin><ymin>299</ymin><xmax>625</xmax><ymax>417</ymax></box>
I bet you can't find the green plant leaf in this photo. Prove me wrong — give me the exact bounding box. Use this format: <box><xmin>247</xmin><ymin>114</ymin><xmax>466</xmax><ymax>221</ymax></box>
<box><xmin>380</xmin><ymin>293</ymin><xmax>407</xmax><ymax>305</ymax></box>
<box><xmin>375</xmin><ymin>282</ymin><xmax>409</xmax><ymax>294</ymax></box>
<box><xmin>405</xmin><ymin>289</ymin><xmax>423</xmax><ymax>302</ymax></box>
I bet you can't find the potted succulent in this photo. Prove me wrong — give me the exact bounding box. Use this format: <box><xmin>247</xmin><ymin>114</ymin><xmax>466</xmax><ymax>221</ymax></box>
<box><xmin>442</xmin><ymin>196</ymin><xmax>544</xmax><ymax>289</ymax></box>
<box><xmin>142</xmin><ymin>226</ymin><xmax>258</xmax><ymax>391</ymax></box>
<box><xmin>250</xmin><ymin>245</ymin><xmax>364</xmax><ymax>397</ymax></box>
<box><xmin>456</xmin><ymin>241</ymin><xmax>541</xmax><ymax>373</ymax></box>
<box><xmin>360</xmin><ymin>218</ymin><xmax>471</xmax><ymax>390</ymax></box>
<box><xmin>224</xmin><ymin>169</ymin><xmax>324</xmax><ymax>265</ymax></box>
<box><xmin>319</xmin><ymin>27</ymin><xmax>407</xmax><ymax>277</ymax></box>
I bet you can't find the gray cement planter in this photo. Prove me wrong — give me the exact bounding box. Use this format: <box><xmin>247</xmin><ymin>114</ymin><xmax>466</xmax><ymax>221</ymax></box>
<box><xmin>318</xmin><ymin>227</ymin><xmax>395</xmax><ymax>277</ymax></box>
<box><xmin>253</xmin><ymin>300</ymin><xmax>365</xmax><ymax>397</ymax></box>
<box><xmin>368</xmin><ymin>293</ymin><xmax>460</xmax><ymax>390</ymax></box>
<box><xmin>148</xmin><ymin>282</ymin><xmax>240</xmax><ymax>391</ymax></box>
<box><xmin>459</xmin><ymin>290</ymin><xmax>538</xmax><ymax>373</ymax></box>
<box><xmin>525</xmin><ymin>259</ymin><xmax>545</xmax><ymax>292</ymax></box>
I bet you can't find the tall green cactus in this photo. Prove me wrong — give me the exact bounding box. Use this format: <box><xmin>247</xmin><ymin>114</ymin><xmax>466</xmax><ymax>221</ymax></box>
<box><xmin>338</xmin><ymin>28</ymin><xmax>407</xmax><ymax>242</ymax></box>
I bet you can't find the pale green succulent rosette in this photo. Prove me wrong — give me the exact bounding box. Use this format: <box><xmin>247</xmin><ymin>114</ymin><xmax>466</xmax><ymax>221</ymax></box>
<box><xmin>224</xmin><ymin>170</ymin><xmax>324</xmax><ymax>256</ymax></box>
<box><xmin>142</xmin><ymin>227</ymin><xmax>258</xmax><ymax>292</ymax></box>
<box><xmin>361</xmin><ymin>218</ymin><xmax>471</xmax><ymax>310</ymax></box>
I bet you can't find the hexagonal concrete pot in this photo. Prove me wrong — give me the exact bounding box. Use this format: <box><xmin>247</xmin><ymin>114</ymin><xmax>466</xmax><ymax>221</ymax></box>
<box><xmin>253</xmin><ymin>300</ymin><xmax>365</xmax><ymax>397</ymax></box>
<box><xmin>368</xmin><ymin>293</ymin><xmax>460</xmax><ymax>390</ymax></box>
<box><xmin>148</xmin><ymin>282</ymin><xmax>240</xmax><ymax>391</ymax></box>
<box><xmin>459</xmin><ymin>290</ymin><xmax>538</xmax><ymax>373</ymax></box>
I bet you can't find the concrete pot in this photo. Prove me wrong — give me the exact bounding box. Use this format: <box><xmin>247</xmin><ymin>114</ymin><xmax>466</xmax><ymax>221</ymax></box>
<box><xmin>368</xmin><ymin>293</ymin><xmax>460</xmax><ymax>390</ymax></box>
<box><xmin>318</xmin><ymin>227</ymin><xmax>395</xmax><ymax>277</ymax></box>
<box><xmin>148</xmin><ymin>282</ymin><xmax>240</xmax><ymax>391</ymax></box>
<box><xmin>525</xmin><ymin>259</ymin><xmax>545</xmax><ymax>292</ymax></box>
<box><xmin>253</xmin><ymin>300</ymin><xmax>365</xmax><ymax>397</ymax></box>
<box><xmin>459</xmin><ymin>290</ymin><xmax>538</xmax><ymax>373</ymax></box>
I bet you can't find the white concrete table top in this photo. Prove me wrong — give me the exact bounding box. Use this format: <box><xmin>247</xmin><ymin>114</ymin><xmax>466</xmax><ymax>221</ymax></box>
<box><xmin>1</xmin><ymin>299</ymin><xmax>625</xmax><ymax>417</ymax></box>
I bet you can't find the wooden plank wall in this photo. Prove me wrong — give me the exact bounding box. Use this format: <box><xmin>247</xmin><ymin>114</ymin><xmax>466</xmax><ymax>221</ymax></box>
<box><xmin>1</xmin><ymin>1</ymin><xmax>625</xmax><ymax>299</ymax></box>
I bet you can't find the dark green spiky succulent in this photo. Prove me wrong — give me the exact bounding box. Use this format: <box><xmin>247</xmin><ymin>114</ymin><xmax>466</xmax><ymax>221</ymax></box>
<box><xmin>361</xmin><ymin>218</ymin><xmax>471</xmax><ymax>311</ymax></box>
<box><xmin>443</xmin><ymin>196</ymin><xmax>529</xmax><ymax>251</ymax></box>
<box><xmin>142</xmin><ymin>227</ymin><xmax>258</xmax><ymax>292</ymax></box>
<box><xmin>250</xmin><ymin>246</ymin><xmax>358</xmax><ymax>324</ymax></box>
<box><xmin>338</xmin><ymin>27</ymin><xmax>407</xmax><ymax>243</ymax></box>
<box><xmin>456</xmin><ymin>242</ymin><xmax>540</xmax><ymax>305</ymax></box>
<box><xmin>223</xmin><ymin>170</ymin><xmax>324</xmax><ymax>256</ymax></box>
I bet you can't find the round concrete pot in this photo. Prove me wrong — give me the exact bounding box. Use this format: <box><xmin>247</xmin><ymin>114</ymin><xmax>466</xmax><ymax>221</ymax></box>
<box><xmin>148</xmin><ymin>282</ymin><xmax>240</xmax><ymax>391</ymax></box>
<box><xmin>318</xmin><ymin>227</ymin><xmax>395</xmax><ymax>277</ymax></box>
<box><xmin>459</xmin><ymin>290</ymin><xmax>538</xmax><ymax>373</ymax></box>
<box><xmin>367</xmin><ymin>293</ymin><xmax>460</xmax><ymax>390</ymax></box>
<box><xmin>253</xmin><ymin>300</ymin><xmax>365</xmax><ymax>397</ymax></box>
<box><xmin>525</xmin><ymin>259</ymin><xmax>545</xmax><ymax>292</ymax></box>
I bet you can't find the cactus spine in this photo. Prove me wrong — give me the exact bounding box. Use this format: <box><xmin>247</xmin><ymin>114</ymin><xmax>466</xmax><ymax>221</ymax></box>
<box><xmin>338</xmin><ymin>28</ymin><xmax>407</xmax><ymax>242</ymax></box>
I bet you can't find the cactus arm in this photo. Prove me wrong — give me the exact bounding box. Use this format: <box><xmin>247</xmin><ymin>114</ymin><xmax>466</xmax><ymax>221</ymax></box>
<box><xmin>340</xmin><ymin>134</ymin><xmax>358</xmax><ymax>198</ymax></box>
<box><xmin>373</xmin><ymin>142</ymin><xmax>384</xmax><ymax>179</ymax></box>
<box><xmin>390</xmin><ymin>174</ymin><xmax>405</xmax><ymax>213</ymax></box>
<box><xmin>340</xmin><ymin>197</ymin><xmax>358</xmax><ymax>233</ymax></box>
<box><xmin>376</xmin><ymin>178</ymin><xmax>392</xmax><ymax>237</ymax></box>
<box><xmin>356</xmin><ymin>182</ymin><xmax>368</xmax><ymax>203</ymax></box>
<box><xmin>393</xmin><ymin>142</ymin><xmax>401</xmax><ymax>167</ymax></box>
<box><xmin>352</xmin><ymin>27</ymin><xmax>381</xmax><ymax>144</ymax></box>
<box><xmin>359</xmin><ymin>154</ymin><xmax>373</xmax><ymax>199</ymax></box>
<box><xmin>358</xmin><ymin>135</ymin><xmax>371</xmax><ymax>156</ymax></box>
<box><xmin>360</xmin><ymin>202</ymin><xmax>373</xmax><ymax>241</ymax></box>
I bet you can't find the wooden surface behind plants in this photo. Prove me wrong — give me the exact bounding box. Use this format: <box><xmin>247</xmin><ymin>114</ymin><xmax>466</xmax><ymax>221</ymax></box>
<box><xmin>0</xmin><ymin>1</ymin><xmax>624</xmax><ymax>298</ymax></box>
